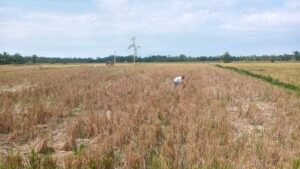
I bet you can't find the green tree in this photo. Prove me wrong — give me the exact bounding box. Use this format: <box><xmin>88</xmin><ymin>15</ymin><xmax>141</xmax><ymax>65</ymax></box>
<box><xmin>222</xmin><ymin>51</ymin><xmax>231</xmax><ymax>63</ymax></box>
<box><xmin>179</xmin><ymin>54</ymin><xmax>186</xmax><ymax>62</ymax></box>
<box><xmin>0</xmin><ymin>52</ymin><xmax>10</xmax><ymax>64</ymax></box>
<box><xmin>32</xmin><ymin>55</ymin><xmax>37</xmax><ymax>64</ymax></box>
<box><xmin>13</xmin><ymin>53</ymin><xmax>24</xmax><ymax>64</ymax></box>
<box><xmin>293</xmin><ymin>51</ymin><xmax>299</xmax><ymax>61</ymax></box>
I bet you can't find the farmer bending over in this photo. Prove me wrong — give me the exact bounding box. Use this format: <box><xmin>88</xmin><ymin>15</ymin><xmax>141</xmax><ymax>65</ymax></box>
<box><xmin>173</xmin><ymin>76</ymin><xmax>185</xmax><ymax>87</ymax></box>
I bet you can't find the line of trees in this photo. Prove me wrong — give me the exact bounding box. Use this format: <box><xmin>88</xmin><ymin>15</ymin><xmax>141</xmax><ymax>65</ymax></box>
<box><xmin>0</xmin><ymin>51</ymin><xmax>299</xmax><ymax>65</ymax></box>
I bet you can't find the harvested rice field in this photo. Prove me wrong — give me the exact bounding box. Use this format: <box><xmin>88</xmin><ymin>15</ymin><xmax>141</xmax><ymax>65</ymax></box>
<box><xmin>0</xmin><ymin>63</ymin><xmax>299</xmax><ymax>169</ymax></box>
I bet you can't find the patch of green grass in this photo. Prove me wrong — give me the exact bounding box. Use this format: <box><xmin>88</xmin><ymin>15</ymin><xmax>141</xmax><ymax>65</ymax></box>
<box><xmin>73</xmin><ymin>144</ymin><xmax>87</xmax><ymax>156</ymax></box>
<box><xmin>27</xmin><ymin>150</ymin><xmax>59</xmax><ymax>169</ymax></box>
<box><xmin>145</xmin><ymin>147</ymin><xmax>163</xmax><ymax>169</ymax></box>
<box><xmin>28</xmin><ymin>150</ymin><xmax>41</xmax><ymax>169</ymax></box>
<box><xmin>0</xmin><ymin>150</ymin><xmax>59</xmax><ymax>169</ymax></box>
<box><xmin>215</xmin><ymin>64</ymin><xmax>300</xmax><ymax>96</ymax></box>
<box><xmin>292</xmin><ymin>159</ymin><xmax>300</xmax><ymax>169</ymax></box>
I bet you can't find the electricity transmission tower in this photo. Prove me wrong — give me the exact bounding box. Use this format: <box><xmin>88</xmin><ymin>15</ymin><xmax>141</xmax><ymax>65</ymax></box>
<box><xmin>128</xmin><ymin>37</ymin><xmax>141</xmax><ymax>64</ymax></box>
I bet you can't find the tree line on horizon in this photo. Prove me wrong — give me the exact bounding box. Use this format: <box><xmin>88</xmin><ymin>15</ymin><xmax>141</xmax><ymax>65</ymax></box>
<box><xmin>0</xmin><ymin>51</ymin><xmax>299</xmax><ymax>65</ymax></box>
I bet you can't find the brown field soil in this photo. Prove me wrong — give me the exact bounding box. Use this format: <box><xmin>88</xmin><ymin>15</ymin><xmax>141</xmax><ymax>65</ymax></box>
<box><xmin>226</xmin><ymin>62</ymin><xmax>300</xmax><ymax>86</ymax></box>
<box><xmin>0</xmin><ymin>63</ymin><xmax>299</xmax><ymax>169</ymax></box>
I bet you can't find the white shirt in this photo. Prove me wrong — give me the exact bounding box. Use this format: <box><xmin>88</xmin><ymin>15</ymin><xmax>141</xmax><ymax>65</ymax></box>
<box><xmin>174</xmin><ymin>76</ymin><xmax>183</xmax><ymax>83</ymax></box>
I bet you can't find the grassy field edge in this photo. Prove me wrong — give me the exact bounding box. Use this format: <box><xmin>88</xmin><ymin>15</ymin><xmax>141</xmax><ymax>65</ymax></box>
<box><xmin>215</xmin><ymin>64</ymin><xmax>300</xmax><ymax>96</ymax></box>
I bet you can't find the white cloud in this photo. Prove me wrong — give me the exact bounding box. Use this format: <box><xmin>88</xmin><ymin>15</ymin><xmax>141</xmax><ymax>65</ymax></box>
<box><xmin>222</xmin><ymin>10</ymin><xmax>300</xmax><ymax>31</ymax></box>
<box><xmin>3</xmin><ymin>0</ymin><xmax>299</xmax><ymax>39</ymax></box>
<box><xmin>1</xmin><ymin>0</ymin><xmax>299</xmax><ymax>57</ymax></box>
<box><xmin>0</xmin><ymin>8</ymin><xmax>99</xmax><ymax>38</ymax></box>
<box><xmin>284</xmin><ymin>0</ymin><xmax>300</xmax><ymax>9</ymax></box>
<box><xmin>2</xmin><ymin>0</ymin><xmax>299</xmax><ymax>37</ymax></box>
<box><xmin>90</xmin><ymin>0</ymin><xmax>227</xmax><ymax>34</ymax></box>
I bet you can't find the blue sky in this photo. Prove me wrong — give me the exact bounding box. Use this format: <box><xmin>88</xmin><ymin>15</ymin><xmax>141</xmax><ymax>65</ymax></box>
<box><xmin>0</xmin><ymin>0</ymin><xmax>299</xmax><ymax>58</ymax></box>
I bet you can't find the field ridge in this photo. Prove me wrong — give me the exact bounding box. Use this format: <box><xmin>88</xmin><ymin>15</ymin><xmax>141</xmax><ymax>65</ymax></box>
<box><xmin>215</xmin><ymin>64</ymin><xmax>300</xmax><ymax>96</ymax></box>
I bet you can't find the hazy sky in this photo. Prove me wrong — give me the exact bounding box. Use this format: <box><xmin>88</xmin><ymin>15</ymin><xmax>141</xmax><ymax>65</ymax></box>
<box><xmin>0</xmin><ymin>0</ymin><xmax>299</xmax><ymax>58</ymax></box>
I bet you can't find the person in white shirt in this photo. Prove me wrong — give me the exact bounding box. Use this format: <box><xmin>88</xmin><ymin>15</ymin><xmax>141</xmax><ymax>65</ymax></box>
<box><xmin>173</xmin><ymin>76</ymin><xmax>185</xmax><ymax>87</ymax></box>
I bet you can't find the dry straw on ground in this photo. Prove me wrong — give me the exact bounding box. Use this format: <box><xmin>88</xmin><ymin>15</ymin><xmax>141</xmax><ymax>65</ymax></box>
<box><xmin>0</xmin><ymin>64</ymin><xmax>299</xmax><ymax>169</ymax></box>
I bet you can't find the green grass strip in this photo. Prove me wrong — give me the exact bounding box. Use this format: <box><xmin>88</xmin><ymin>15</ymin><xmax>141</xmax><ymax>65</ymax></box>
<box><xmin>215</xmin><ymin>64</ymin><xmax>300</xmax><ymax>96</ymax></box>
